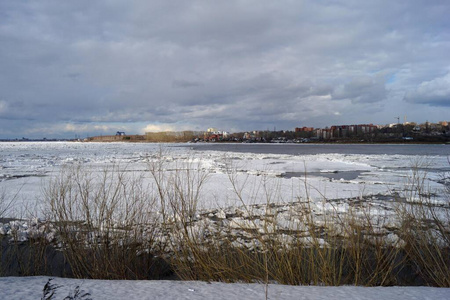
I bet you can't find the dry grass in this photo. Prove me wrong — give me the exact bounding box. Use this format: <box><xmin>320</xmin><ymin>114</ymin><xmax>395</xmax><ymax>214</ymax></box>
<box><xmin>168</xmin><ymin>197</ymin><xmax>409</xmax><ymax>286</ymax></box>
<box><xmin>1</xmin><ymin>153</ymin><xmax>448</xmax><ymax>287</ymax></box>
<box><xmin>164</xmin><ymin>158</ymin><xmax>449</xmax><ymax>287</ymax></box>
<box><xmin>395</xmin><ymin>162</ymin><xmax>450</xmax><ymax>286</ymax></box>
<box><xmin>1</xmin><ymin>187</ymin><xmax>57</xmax><ymax>277</ymax></box>
<box><xmin>43</xmin><ymin>164</ymin><xmax>170</xmax><ymax>279</ymax></box>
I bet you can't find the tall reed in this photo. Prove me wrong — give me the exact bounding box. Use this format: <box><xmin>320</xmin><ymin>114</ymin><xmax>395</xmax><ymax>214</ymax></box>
<box><xmin>43</xmin><ymin>164</ymin><xmax>169</xmax><ymax>279</ymax></box>
<box><xmin>395</xmin><ymin>161</ymin><xmax>450</xmax><ymax>286</ymax></box>
<box><xmin>34</xmin><ymin>153</ymin><xmax>450</xmax><ymax>287</ymax></box>
<box><xmin>165</xmin><ymin>157</ymin><xmax>448</xmax><ymax>287</ymax></box>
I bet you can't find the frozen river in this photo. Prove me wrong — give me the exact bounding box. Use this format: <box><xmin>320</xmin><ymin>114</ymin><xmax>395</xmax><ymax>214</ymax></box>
<box><xmin>0</xmin><ymin>142</ymin><xmax>449</xmax><ymax>218</ymax></box>
<box><xmin>190</xmin><ymin>142</ymin><xmax>450</xmax><ymax>156</ymax></box>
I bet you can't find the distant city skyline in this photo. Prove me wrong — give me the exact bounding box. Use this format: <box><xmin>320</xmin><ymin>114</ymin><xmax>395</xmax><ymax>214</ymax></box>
<box><xmin>1</xmin><ymin>1</ymin><xmax>449</xmax><ymax>139</ymax></box>
<box><xmin>2</xmin><ymin>119</ymin><xmax>447</xmax><ymax>141</ymax></box>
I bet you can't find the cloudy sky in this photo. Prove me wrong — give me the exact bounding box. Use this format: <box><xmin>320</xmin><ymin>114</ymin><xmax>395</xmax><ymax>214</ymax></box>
<box><xmin>0</xmin><ymin>0</ymin><xmax>449</xmax><ymax>139</ymax></box>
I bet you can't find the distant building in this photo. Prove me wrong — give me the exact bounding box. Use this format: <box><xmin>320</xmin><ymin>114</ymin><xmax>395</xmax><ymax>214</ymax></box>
<box><xmin>295</xmin><ymin>127</ymin><xmax>314</xmax><ymax>132</ymax></box>
<box><xmin>316</xmin><ymin>128</ymin><xmax>332</xmax><ymax>139</ymax></box>
<box><xmin>204</xmin><ymin>128</ymin><xmax>230</xmax><ymax>141</ymax></box>
<box><xmin>317</xmin><ymin>124</ymin><xmax>377</xmax><ymax>139</ymax></box>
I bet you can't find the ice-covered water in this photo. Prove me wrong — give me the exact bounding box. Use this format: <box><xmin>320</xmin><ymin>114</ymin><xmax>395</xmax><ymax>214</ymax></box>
<box><xmin>0</xmin><ymin>142</ymin><xmax>448</xmax><ymax>218</ymax></box>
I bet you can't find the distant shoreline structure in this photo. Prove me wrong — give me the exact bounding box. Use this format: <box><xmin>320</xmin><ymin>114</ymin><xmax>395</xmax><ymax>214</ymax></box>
<box><xmin>2</xmin><ymin>120</ymin><xmax>449</xmax><ymax>144</ymax></box>
<box><xmin>84</xmin><ymin>121</ymin><xmax>450</xmax><ymax>144</ymax></box>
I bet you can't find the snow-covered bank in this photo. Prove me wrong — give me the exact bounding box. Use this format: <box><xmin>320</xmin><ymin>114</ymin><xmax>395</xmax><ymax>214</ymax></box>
<box><xmin>0</xmin><ymin>142</ymin><xmax>449</xmax><ymax>288</ymax></box>
<box><xmin>0</xmin><ymin>192</ymin><xmax>444</xmax><ymax>255</ymax></box>
<box><xmin>1</xmin><ymin>276</ymin><xmax>449</xmax><ymax>300</ymax></box>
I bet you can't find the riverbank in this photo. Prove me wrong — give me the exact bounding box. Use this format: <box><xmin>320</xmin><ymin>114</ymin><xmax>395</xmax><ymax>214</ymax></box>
<box><xmin>1</xmin><ymin>142</ymin><xmax>448</xmax><ymax>287</ymax></box>
<box><xmin>1</xmin><ymin>190</ymin><xmax>448</xmax><ymax>286</ymax></box>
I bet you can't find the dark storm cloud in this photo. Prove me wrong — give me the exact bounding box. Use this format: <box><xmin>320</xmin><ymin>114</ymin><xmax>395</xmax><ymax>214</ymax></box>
<box><xmin>0</xmin><ymin>0</ymin><xmax>449</xmax><ymax>138</ymax></box>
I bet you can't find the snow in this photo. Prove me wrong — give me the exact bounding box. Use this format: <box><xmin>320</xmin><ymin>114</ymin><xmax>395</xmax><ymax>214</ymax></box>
<box><xmin>0</xmin><ymin>276</ymin><xmax>449</xmax><ymax>300</ymax></box>
<box><xmin>1</xmin><ymin>142</ymin><xmax>448</xmax><ymax>218</ymax></box>
<box><xmin>1</xmin><ymin>143</ymin><xmax>449</xmax><ymax>298</ymax></box>
<box><xmin>1</xmin><ymin>142</ymin><xmax>448</xmax><ymax>247</ymax></box>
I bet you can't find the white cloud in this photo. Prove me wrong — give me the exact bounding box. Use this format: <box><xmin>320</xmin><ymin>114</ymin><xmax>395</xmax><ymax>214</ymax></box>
<box><xmin>404</xmin><ymin>73</ymin><xmax>450</xmax><ymax>107</ymax></box>
<box><xmin>142</xmin><ymin>124</ymin><xmax>178</xmax><ymax>133</ymax></box>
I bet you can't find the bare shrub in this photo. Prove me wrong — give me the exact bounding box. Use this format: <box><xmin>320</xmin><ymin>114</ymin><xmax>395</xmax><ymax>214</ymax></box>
<box><xmin>1</xmin><ymin>186</ymin><xmax>56</xmax><ymax>277</ymax></box>
<box><xmin>147</xmin><ymin>148</ymin><xmax>209</xmax><ymax>226</ymax></box>
<box><xmin>0</xmin><ymin>187</ymin><xmax>18</xmax><ymax>219</ymax></box>
<box><xmin>396</xmin><ymin>160</ymin><xmax>450</xmax><ymax>286</ymax></box>
<box><xmin>146</xmin><ymin>148</ymin><xmax>211</xmax><ymax>280</ymax></box>
<box><xmin>37</xmin><ymin>152</ymin><xmax>449</xmax><ymax>287</ymax></box>
<box><xmin>166</xmin><ymin>158</ymin><xmax>447</xmax><ymax>287</ymax></box>
<box><xmin>43</xmin><ymin>164</ymin><xmax>168</xmax><ymax>279</ymax></box>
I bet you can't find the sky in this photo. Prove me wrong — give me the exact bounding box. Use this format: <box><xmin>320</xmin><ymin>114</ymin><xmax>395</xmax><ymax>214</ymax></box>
<box><xmin>0</xmin><ymin>0</ymin><xmax>449</xmax><ymax>139</ymax></box>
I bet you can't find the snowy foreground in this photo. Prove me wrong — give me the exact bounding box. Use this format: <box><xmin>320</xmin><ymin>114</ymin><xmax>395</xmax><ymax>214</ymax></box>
<box><xmin>1</xmin><ymin>142</ymin><xmax>449</xmax><ymax>298</ymax></box>
<box><xmin>0</xmin><ymin>276</ymin><xmax>449</xmax><ymax>300</ymax></box>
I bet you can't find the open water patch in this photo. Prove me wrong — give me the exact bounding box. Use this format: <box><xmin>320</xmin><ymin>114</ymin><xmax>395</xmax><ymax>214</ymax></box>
<box><xmin>284</xmin><ymin>170</ymin><xmax>364</xmax><ymax>181</ymax></box>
